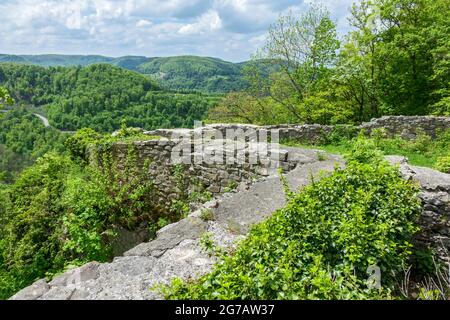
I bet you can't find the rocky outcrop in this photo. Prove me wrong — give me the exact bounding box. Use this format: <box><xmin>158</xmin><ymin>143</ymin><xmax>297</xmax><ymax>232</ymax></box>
<box><xmin>10</xmin><ymin>148</ymin><xmax>342</xmax><ymax>300</ymax></box>
<box><xmin>11</xmin><ymin>147</ymin><xmax>450</xmax><ymax>300</ymax></box>
<box><xmin>387</xmin><ymin>156</ymin><xmax>450</xmax><ymax>262</ymax></box>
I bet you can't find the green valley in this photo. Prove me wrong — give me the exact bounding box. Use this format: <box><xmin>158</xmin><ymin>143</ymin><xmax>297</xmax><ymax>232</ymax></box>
<box><xmin>0</xmin><ymin>63</ymin><xmax>218</xmax><ymax>132</ymax></box>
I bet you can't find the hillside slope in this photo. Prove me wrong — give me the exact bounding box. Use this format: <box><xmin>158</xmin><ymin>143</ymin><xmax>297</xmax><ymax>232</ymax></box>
<box><xmin>0</xmin><ymin>63</ymin><xmax>217</xmax><ymax>131</ymax></box>
<box><xmin>137</xmin><ymin>55</ymin><xmax>247</xmax><ymax>92</ymax></box>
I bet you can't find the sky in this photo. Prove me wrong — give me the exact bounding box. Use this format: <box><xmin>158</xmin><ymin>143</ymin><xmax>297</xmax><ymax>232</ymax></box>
<box><xmin>0</xmin><ymin>0</ymin><xmax>355</xmax><ymax>62</ymax></box>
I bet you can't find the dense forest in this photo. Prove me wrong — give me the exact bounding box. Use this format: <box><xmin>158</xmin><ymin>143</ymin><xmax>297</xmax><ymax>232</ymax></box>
<box><xmin>0</xmin><ymin>63</ymin><xmax>218</xmax><ymax>132</ymax></box>
<box><xmin>208</xmin><ymin>0</ymin><xmax>449</xmax><ymax>124</ymax></box>
<box><xmin>0</xmin><ymin>62</ymin><xmax>218</xmax><ymax>181</ymax></box>
<box><xmin>136</xmin><ymin>56</ymin><xmax>254</xmax><ymax>92</ymax></box>
<box><xmin>0</xmin><ymin>108</ymin><xmax>67</xmax><ymax>183</ymax></box>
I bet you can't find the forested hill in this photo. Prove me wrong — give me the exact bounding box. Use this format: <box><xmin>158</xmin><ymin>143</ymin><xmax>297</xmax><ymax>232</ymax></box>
<box><xmin>135</xmin><ymin>56</ymin><xmax>248</xmax><ymax>92</ymax></box>
<box><xmin>0</xmin><ymin>63</ymin><xmax>218</xmax><ymax>132</ymax></box>
<box><xmin>0</xmin><ymin>54</ymin><xmax>250</xmax><ymax>93</ymax></box>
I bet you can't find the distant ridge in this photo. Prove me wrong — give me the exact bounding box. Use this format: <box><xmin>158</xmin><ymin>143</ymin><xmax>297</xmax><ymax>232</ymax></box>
<box><xmin>0</xmin><ymin>54</ymin><xmax>255</xmax><ymax>93</ymax></box>
<box><xmin>0</xmin><ymin>54</ymin><xmax>114</xmax><ymax>67</ymax></box>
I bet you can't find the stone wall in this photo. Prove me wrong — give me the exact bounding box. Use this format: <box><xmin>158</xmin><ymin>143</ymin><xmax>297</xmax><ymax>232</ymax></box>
<box><xmin>145</xmin><ymin>116</ymin><xmax>450</xmax><ymax>145</ymax></box>
<box><xmin>388</xmin><ymin>156</ymin><xmax>450</xmax><ymax>263</ymax></box>
<box><xmin>418</xmin><ymin>189</ymin><xmax>450</xmax><ymax>261</ymax></box>
<box><xmin>360</xmin><ymin>116</ymin><xmax>450</xmax><ymax>138</ymax></box>
<box><xmin>113</xmin><ymin>115</ymin><xmax>450</xmax><ymax>239</ymax></box>
<box><xmin>105</xmin><ymin>138</ymin><xmax>299</xmax><ymax>215</ymax></box>
<box><xmin>146</xmin><ymin>123</ymin><xmax>338</xmax><ymax>144</ymax></box>
<box><xmin>105</xmin><ymin>115</ymin><xmax>450</xmax><ymax>256</ymax></box>
<box><xmin>94</xmin><ymin>137</ymin><xmax>305</xmax><ymax>254</ymax></box>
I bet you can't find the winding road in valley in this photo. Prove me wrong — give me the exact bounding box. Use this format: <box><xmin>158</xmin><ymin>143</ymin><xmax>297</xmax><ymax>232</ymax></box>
<box><xmin>32</xmin><ymin>112</ymin><xmax>74</xmax><ymax>134</ymax></box>
<box><xmin>1</xmin><ymin>108</ymin><xmax>50</xmax><ymax>127</ymax></box>
<box><xmin>2</xmin><ymin>108</ymin><xmax>74</xmax><ymax>134</ymax></box>
<box><xmin>33</xmin><ymin>113</ymin><xmax>50</xmax><ymax>127</ymax></box>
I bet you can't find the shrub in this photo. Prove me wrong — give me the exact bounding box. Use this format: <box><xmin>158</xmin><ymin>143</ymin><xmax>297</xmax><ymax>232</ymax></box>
<box><xmin>61</xmin><ymin>146</ymin><xmax>157</xmax><ymax>263</ymax></box>
<box><xmin>0</xmin><ymin>86</ymin><xmax>14</xmax><ymax>107</ymax></box>
<box><xmin>344</xmin><ymin>135</ymin><xmax>384</xmax><ymax>165</ymax></box>
<box><xmin>200</xmin><ymin>209</ymin><xmax>215</xmax><ymax>221</ymax></box>
<box><xmin>370</xmin><ymin>128</ymin><xmax>388</xmax><ymax>147</ymax></box>
<box><xmin>0</xmin><ymin>143</ymin><xmax>160</xmax><ymax>298</ymax></box>
<box><xmin>434</xmin><ymin>155</ymin><xmax>450</xmax><ymax>174</ymax></box>
<box><xmin>64</xmin><ymin>128</ymin><xmax>103</xmax><ymax>162</ymax></box>
<box><xmin>327</xmin><ymin>125</ymin><xmax>359</xmax><ymax>144</ymax></box>
<box><xmin>317</xmin><ymin>151</ymin><xmax>327</xmax><ymax>161</ymax></box>
<box><xmin>409</xmin><ymin>130</ymin><xmax>433</xmax><ymax>154</ymax></box>
<box><xmin>161</xmin><ymin>142</ymin><xmax>421</xmax><ymax>300</ymax></box>
<box><xmin>0</xmin><ymin>153</ymin><xmax>73</xmax><ymax>298</ymax></box>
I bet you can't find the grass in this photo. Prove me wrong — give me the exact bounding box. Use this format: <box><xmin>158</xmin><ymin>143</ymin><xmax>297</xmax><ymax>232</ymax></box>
<box><xmin>112</xmin><ymin>134</ymin><xmax>161</xmax><ymax>143</ymax></box>
<box><xmin>282</xmin><ymin>129</ymin><xmax>450</xmax><ymax>171</ymax></box>
<box><xmin>283</xmin><ymin>141</ymin><xmax>435</xmax><ymax>168</ymax></box>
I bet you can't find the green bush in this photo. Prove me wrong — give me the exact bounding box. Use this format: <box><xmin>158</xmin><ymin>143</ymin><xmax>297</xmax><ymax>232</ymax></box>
<box><xmin>61</xmin><ymin>146</ymin><xmax>158</xmax><ymax>263</ymax></box>
<box><xmin>344</xmin><ymin>135</ymin><xmax>384</xmax><ymax>165</ymax></box>
<box><xmin>0</xmin><ymin>86</ymin><xmax>14</xmax><ymax>107</ymax></box>
<box><xmin>64</xmin><ymin>128</ymin><xmax>103</xmax><ymax>161</ymax></box>
<box><xmin>0</xmin><ymin>153</ymin><xmax>72</xmax><ymax>298</ymax></box>
<box><xmin>0</xmin><ymin>144</ymin><xmax>160</xmax><ymax>298</ymax></box>
<box><xmin>434</xmin><ymin>155</ymin><xmax>450</xmax><ymax>174</ymax></box>
<box><xmin>326</xmin><ymin>125</ymin><xmax>359</xmax><ymax>145</ymax></box>
<box><xmin>161</xmin><ymin>142</ymin><xmax>421</xmax><ymax>300</ymax></box>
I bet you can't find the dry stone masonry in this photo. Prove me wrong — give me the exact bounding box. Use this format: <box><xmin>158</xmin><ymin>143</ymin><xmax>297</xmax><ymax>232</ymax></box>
<box><xmin>388</xmin><ymin>156</ymin><xmax>450</xmax><ymax>261</ymax></box>
<box><xmin>142</xmin><ymin>115</ymin><xmax>450</xmax><ymax>144</ymax></box>
<box><xmin>360</xmin><ymin>116</ymin><xmax>450</xmax><ymax>138</ymax></box>
<box><xmin>109</xmin><ymin>137</ymin><xmax>298</xmax><ymax>214</ymax></box>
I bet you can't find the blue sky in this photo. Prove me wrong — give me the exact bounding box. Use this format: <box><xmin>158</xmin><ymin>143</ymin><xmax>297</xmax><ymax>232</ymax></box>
<box><xmin>0</xmin><ymin>0</ymin><xmax>354</xmax><ymax>62</ymax></box>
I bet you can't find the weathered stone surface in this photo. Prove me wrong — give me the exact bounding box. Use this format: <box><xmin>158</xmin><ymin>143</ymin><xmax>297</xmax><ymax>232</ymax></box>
<box><xmin>111</xmin><ymin>225</ymin><xmax>149</xmax><ymax>256</ymax></box>
<box><xmin>48</xmin><ymin>262</ymin><xmax>101</xmax><ymax>287</ymax></box>
<box><xmin>388</xmin><ymin>159</ymin><xmax>450</xmax><ymax>262</ymax></box>
<box><xmin>10</xmin><ymin>279</ymin><xmax>49</xmax><ymax>300</ymax></box>
<box><xmin>124</xmin><ymin>217</ymin><xmax>207</xmax><ymax>257</ymax></box>
<box><xmin>39</xmin><ymin>287</ymin><xmax>75</xmax><ymax>300</ymax></box>
<box><xmin>11</xmin><ymin>118</ymin><xmax>450</xmax><ymax>300</ymax></box>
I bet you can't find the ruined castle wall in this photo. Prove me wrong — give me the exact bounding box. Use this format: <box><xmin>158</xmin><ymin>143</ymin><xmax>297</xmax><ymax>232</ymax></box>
<box><xmin>147</xmin><ymin>116</ymin><xmax>450</xmax><ymax>146</ymax></box>
<box><xmin>109</xmin><ymin>138</ymin><xmax>298</xmax><ymax>214</ymax></box>
<box><xmin>360</xmin><ymin>116</ymin><xmax>450</xmax><ymax>138</ymax></box>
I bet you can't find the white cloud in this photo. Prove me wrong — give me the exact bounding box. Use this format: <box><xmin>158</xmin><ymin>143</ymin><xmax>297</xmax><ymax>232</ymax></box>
<box><xmin>178</xmin><ymin>10</ymin><xmax>222</xmax><ymax>35</ymax></box>
<box><xmin>136</xmin><ymin>19</ymin><xmax>152</xmax><ymax>27</ymax></box>
<box><xmin>0</xmin><ymin>0</ymin><xmax>354</xmax><ymax>62</ymax></box>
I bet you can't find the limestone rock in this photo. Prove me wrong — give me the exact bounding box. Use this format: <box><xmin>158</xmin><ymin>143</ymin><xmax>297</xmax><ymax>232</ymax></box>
<box><xmin>10</xmin><ymin>279</ymin><xmax>50</xmax><ymax>300</ymax></box>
